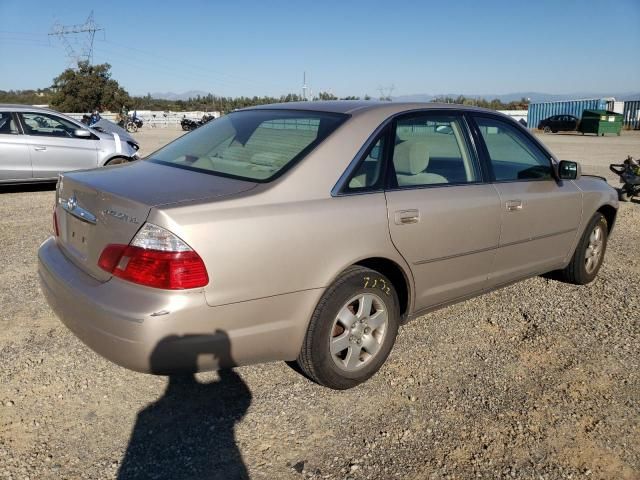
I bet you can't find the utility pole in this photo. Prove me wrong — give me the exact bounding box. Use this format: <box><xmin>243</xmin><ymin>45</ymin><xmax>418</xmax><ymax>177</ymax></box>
<box><xmin>49</xmin><ymin>11</ymin><xmax>103</xmax><ymax>66</ymax></box>
<box><xmin>302</xmin><ymin>71</ymin><xmax>308</xmax><ymax>101</ymax></box>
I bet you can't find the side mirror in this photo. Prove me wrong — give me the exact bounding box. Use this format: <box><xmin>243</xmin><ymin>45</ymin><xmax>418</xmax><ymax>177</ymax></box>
<box><xmin>558</xmin><ymin>160</ymin><xmax>581</xmax><ymax>180</ymax></box>
<box><xmin>73</xmin><ymin>129</ymin><xmax>91</xmax><ymax>138</ymax></box>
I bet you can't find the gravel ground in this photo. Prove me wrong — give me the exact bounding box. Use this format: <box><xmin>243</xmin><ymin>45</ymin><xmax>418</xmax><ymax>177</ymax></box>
<box><xmin>1</xmin><ymin>129</ymin><xmax>638</xmax><ymax>480</ymax></box>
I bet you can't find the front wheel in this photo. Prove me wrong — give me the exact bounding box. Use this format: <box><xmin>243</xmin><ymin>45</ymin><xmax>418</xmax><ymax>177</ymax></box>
<box><xmin>543</xmin><ymin>126</ymin><xmax>551</xmax><ymax>134</ymax></box>
<box><xmin>559</xmin><ymin>212</ymin><xmax>608</xmax><ymax>285</ymax></box>
<box><xmin>126</xmin><ymin>122</ymin><xmax>138</xmax><ymax>133</ymax></box>
<box><xmin>105</xmin><ymin>157</ymin><xmax>130</xmax><ymax>166</ymax></box>
<box><xmin>296</xmin><ymin>266</ymin><xmax>400</xmax><ymax>389</ymax></box>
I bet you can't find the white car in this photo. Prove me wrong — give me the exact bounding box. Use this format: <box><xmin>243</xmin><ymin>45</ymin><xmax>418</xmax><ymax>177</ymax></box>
<box><xmin>0</xmin><ymin>104</ymin><xmax>140</xmax><ymax>184</ymax></box>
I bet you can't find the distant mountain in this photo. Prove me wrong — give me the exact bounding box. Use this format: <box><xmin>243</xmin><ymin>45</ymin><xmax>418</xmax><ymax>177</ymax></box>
<box><xmin>148</xmin><ymin>90</ymin><xmax>211</xmax><ymax>101</ymax></box>
<box><xmin>393</xmin><ymin>92</ymin><xmax>640</xmax><ymax>103</ymax></box>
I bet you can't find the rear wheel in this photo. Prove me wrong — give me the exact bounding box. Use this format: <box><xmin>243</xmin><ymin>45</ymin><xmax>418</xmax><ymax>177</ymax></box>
<box><xmin>126</xmin><ymin>122</ymin><xmax>138</xmax><ymax>133</ymax></box>
<box><xmin>559</xmin><ymin>213</ymin><xmax>608</xmax><ymax>285</ymax></box>
<box><xmin>296</xmin><ymin>266</ymin><xmax>400</xmax><ymax>389</ymax></box>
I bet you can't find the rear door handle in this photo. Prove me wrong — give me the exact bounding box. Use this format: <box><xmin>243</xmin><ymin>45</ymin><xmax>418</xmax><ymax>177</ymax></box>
<box><xmin>505</xmin><ymin>200</ymin><xmax>523</xmax><ymax>211</ymax></box>
<box><xmin>34</xmin><ymin>146</ymin><xmax>47</xmax><ymax>151</ymax></box>
<box><xmin>394</xmin><ymin>209</ymin><xmax>420</xmax><ymax>225</ymax></box>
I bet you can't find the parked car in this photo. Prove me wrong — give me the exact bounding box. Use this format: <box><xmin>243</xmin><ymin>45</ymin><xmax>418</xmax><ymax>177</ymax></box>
<box><xmin>0</xmin><ymin>105</ymin><xmax>140</xmax><ymax>184</ymax></box>
<box><xmin>538</xmin><ymin>114</ymin><xmax>580</xmax><ymax>133</ymax></box>
<box><xmin>38</xmin><ymin>102</ymin><xmax>618</xmax><ymax>389</ymax></box>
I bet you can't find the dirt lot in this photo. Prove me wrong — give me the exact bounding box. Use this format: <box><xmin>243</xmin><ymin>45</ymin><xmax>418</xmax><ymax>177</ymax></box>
<box><xmin>1</xmin><ymin>128</ymin><xmax>638</xmax><ymax>480</ymax></box>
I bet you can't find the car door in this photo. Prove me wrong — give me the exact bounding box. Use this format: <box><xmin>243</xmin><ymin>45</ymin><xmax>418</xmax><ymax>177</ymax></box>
<box><xmin>568</xmin><ymin>116</ymin><xmax>579</xmax><ymax>131</ymax></box>
<box><xmin>18</xmin><ymin>111</ymin><xmax>98</xmax><ymax>179</ymax></box>
<box><xmin>383</xmin><ymin>112</ymin><xmax>501</xmax><ymax>311</ymax></box>
<box><xmin>470</xmin><ymin>114</ymin><xmax>582</xmax><ymax>287</ymax></box>
<box><xmin>0</xmin><ymin>112</ymin><xmax>32</xmax><ymax>181</ymax></box>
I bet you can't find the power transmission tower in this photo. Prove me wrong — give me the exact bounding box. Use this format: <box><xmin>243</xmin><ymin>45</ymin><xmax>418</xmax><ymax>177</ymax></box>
<box><xmin>377</xmin><ymin>84</ymin><xmax>395</xmax><ymax>101</ymax></box>
<box><xmin>49</xmin><ymin>11</ymin><xmax>103</xmax><ymax>66</ymax></box>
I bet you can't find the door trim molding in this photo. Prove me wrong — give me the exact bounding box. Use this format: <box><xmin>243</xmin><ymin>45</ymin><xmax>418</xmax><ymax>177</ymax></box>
<box><xmin>499</xmin><ymin>227</ymin><xmax>576</xmax><ymax>248</ymax></box>
<box><xmin>412</xmin><ymin>227</ymin><xmax>577</xmax><ymax>266</ymax></box>
<box><xmin>413</xmin><ymin>244</ymin><xmax>497</xmax><ymax>265</ymax></box>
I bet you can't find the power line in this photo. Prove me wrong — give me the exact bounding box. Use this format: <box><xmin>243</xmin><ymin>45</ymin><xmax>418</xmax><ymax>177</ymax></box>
<box><xmin>0</xmin><ymin>36</ymin><xmax>52</xmax><ymax>47</ymax></box>
<box><xmin>98</xmin><ymin>38</ymin><xmax>290</xmax><ymax>92</ymax></box>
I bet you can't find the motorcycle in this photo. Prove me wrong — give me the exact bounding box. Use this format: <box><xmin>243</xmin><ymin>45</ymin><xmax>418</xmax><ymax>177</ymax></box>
<box><xmin>200</xmin><ymin>114</ymin><xmax>215</xmax><ymax>125</ymax></box>
<box><xmin>119</xmin><ymin>114</ymin><xmax>143</xmax><ymax>133</ymax></box>
<box><xmin>180</xmin><ymin>117</ymin><xmax>199</xmax><ymax>131</ymax></box>
<box><xmin>610</xmin><ymin>156</ymin><xmax>640</xmax><ymax>202</ymax></box>
<box><xmin>181</xmin><ymin>114</ymin><xmax>215</xmax><ymax>131</ymax></box>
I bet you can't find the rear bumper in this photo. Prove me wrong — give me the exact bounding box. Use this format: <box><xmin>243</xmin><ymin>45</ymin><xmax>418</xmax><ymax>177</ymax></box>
<box><xmin>38</xmin><ymin>236</ymin><xmax>323</xmax><ymax>374</ymax></box>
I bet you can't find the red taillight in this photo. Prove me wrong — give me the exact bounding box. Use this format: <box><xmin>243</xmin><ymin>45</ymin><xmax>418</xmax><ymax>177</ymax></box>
<box><xmin>98</xmin><ymin>244</ymin><xmax>209</xmax><ymax>290</ymax></box>
<box><xmin>53</xmin><ymin>209</ymin><xmax>59</xmax><ymax>236</ymax></box>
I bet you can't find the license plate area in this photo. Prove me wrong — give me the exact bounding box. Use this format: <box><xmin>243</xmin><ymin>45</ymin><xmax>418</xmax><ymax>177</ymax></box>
<box><xmin>64</xmin><ymin>215</ymin><xmax>91</xmax><ymax>260</ymax></box>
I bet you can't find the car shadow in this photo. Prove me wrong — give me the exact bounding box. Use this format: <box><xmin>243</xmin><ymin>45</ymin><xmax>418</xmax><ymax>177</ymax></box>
<box><xmin>117</xmin><ymin>330</ymin><xmax>252</xmax><ymax>480</ymax></box>
<box><xmin>0</xmin><ymin>182</ymin><xmax>56</xmax><ymax>194</ymax></box>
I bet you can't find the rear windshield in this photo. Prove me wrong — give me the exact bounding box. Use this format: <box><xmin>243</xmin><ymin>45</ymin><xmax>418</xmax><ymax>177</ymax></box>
<box><xmin>148</xmin><ymin>109</ymin><xmax>348</xmax><ymax>182</ymax></box>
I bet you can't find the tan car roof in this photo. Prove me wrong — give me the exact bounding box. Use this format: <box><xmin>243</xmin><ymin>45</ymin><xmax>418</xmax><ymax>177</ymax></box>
<box><xmin>245</xmin><ymin>100</ymin><xmax>497</xmax><ymax>116</ymax></box>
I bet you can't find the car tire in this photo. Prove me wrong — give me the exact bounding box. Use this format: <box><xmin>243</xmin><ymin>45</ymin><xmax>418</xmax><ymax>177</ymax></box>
<box><xmin>296</xmin><ymin>266</ymin><xmax>400</xmax><ymax>390</ymax></box>
<box><xmin>559</xmin><ymin>212</ymin><xmax>608</xmax><ymax>285</ymax></box>
<box><xmin>105</xmin><ymin>157</ymin><xmax>130</xmax><ymax>166</ymax></box>
<box><xmin>543</xmin><ymin>126</ymin><xmax>551</xmax><ymax>134</ymax></box>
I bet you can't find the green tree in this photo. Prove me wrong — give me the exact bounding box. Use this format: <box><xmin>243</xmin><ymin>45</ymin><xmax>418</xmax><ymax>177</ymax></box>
<box><xmin>50</xmin><ymin>61</ymin><xmax>131</xmax><ymax>112</ymax></box>
<box><xmin>314</xmin><ymin>91</ymin><xmax>338</xmax><ymax>101</ymax></box>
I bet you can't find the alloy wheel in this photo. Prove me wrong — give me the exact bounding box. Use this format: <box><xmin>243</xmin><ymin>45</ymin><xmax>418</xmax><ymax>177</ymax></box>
<box><xmin>329</xmin><ymin>293</ymin><xmax>388</xmax><ymax>372</ymax></box>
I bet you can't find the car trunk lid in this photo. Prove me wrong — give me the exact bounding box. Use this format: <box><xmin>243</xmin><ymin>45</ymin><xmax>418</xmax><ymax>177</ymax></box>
<box><xmin>55</xmin><ymin>161</ymin><xmax>257</xmax><ymax>281</ymax></box>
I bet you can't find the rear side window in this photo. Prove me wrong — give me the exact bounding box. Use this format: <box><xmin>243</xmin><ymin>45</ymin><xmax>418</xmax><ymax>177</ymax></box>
<box><xmin>475</xmin><ymin>116</ymin><xmax>552</xmax><ymax>181</ymax></box>
<box><xmin>391</xmin><ymin>115</ymin><xmax>478</xmax><ymax>187</ymax></box>
<box><xmin>347</xmin><ymin>136</ymin><xmax>386</xmax><ymax>191</ymax></box>
<box><xmin>0</xmin><ymin>112</ymin><xmax>19</xmax><ymax>135</ymax></box>
<box><xmin>150</xmin><ymin>110</ymin><xmax>348</xmax><ymax>182</ymax></box>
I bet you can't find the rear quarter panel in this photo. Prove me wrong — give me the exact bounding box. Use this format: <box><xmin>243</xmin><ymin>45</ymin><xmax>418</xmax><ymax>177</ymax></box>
<box><xmin>148</xmin><ymin>191</ymin><xmax>413</xmax><ymax>310</ymax></box>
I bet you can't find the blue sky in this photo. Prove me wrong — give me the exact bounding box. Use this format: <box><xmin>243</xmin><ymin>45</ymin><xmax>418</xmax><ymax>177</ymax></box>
<box><xmin>1</xmin><ymin>0</ymin><xmax>639</xmax><ymax>97</ymax></box>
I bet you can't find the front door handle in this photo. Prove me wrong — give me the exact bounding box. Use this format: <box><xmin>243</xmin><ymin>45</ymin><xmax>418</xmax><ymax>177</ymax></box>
<box><xmin>394</xmin><ymin>209</ymin><xmax>420</xmax><ymax>225</ymax></box>
<box><xmin>505</xmin><ymin>200</ymin><xmax>523</xmax><ymax>211</ymax></box>
<box><xmin>34</xmin><ymin>146</ymin><xmax>47</xmax><ymax>151</ymax></box>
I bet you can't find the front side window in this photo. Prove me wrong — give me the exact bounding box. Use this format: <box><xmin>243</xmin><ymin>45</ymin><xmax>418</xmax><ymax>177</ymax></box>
<box><xmin>391</xmin><ymin>115</ymin><xmax>478</xmax><ymax>187</ymax></box>
<box><xmin>19</xmin><ymin>112</ymin><xmax>79</xmax><ymax>137</ymax></box>
<box><xmin>475</xmin><ymin>116</ymin><xmax>552</xmax><ymax>181</ymax></box>
<box><xmin>150</xmin><ymin>110</ymin><xmax>347</xmax><ymax>182</ymax></box>
<box><xmin>0</xmin><ymin>112</ymin><xmax>19</xmax><ymax>135</ymax></box>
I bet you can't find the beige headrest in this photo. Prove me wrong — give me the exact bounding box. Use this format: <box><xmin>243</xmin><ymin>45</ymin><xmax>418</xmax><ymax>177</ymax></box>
<box><xmin>251</xmin><ymin>151</ymin><xmax>287</xmax><ymax>167</ymax></box>
<box><xmin>394</xmin><ymin>140</ymin><xmax>429</xmax><ymax>175</ymax></box>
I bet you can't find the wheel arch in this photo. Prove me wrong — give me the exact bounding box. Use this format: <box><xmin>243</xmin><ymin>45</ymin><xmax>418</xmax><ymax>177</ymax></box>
<box><xmin>597</xmin><ymin>203</ymin><xmax>617</xmax><ymax>233</ymax></box>
<box><xmin>102</xmin><ymin>155</ymin><xmax>131</xmax><ymax>166</ymax></box>
<box><xmin>352</xmin><ymin>257</ymin><xmax>412</xmax><ymax>319</ymax></box>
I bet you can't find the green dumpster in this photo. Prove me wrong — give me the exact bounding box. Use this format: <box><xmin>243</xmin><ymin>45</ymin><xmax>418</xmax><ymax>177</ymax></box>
<box><xmin>579</xmin><ymin>109</ymin><xmax>623</xmax><ymax>136</ymax></box>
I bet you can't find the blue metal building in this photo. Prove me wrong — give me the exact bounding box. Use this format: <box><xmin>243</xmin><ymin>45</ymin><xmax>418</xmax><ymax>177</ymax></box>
<box><xmin>527</xmin><ymin>99</ymin><xmax>608</xmax><ymax>130</ymax></box>
<box><xmin>622</xmin><ymin>100</ymin><xmax>640</xmax><ymax>130</ymax></box>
